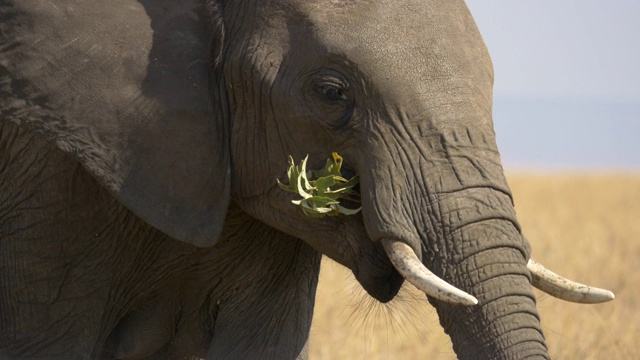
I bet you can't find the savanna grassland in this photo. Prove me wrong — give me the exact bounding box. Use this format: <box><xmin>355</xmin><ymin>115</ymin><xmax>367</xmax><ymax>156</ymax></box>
<box><xmin>310</xmin><ymin>174</ymin><xmax>640</xmax><ymax>359</ymax></box>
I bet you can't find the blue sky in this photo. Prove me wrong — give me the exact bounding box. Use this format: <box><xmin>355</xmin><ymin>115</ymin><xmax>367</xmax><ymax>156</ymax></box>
<box><xmin>465</xmin><ymin>1</ymin><xmax>640</xmax><ymax>171</ymax></box>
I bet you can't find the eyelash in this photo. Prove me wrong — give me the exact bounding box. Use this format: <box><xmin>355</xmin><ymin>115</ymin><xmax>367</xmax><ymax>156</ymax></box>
<box><xmin>319</xmin><ymin>84</ymin><xmax>348</xmax><ymax>101</ymax></box>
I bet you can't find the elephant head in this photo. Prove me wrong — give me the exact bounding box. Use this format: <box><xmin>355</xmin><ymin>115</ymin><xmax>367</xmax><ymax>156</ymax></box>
<box><xmin>1</xmin><ymin>0</ymin><xmax>613</xmax><ymax>359</ymax></box>
<box><xmin>222</xmin><ymin>2</ymin><xmax>614</xmax><ymax>357</ymax></box>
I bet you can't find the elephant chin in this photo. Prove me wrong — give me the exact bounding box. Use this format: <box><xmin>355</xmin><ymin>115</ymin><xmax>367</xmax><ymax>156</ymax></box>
<box><xmin>355</xmin><ymin>269</ymin><xmax>404</xmax><ymax>303</ymax></box>
<box><xmin>353</xmin><ymin>246</ymin><xmax>405</xmax><ymax>303</ymax></box>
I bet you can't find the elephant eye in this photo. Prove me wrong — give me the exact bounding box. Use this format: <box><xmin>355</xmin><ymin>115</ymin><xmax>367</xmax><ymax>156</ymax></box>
<box><xmin>317</xmin><ymin>84</ymin><xmax>348</xmax><ymax>102</ymax></box>
<box><xmin>304</xmin><ymin>73</ymin><xmax>354</xmax><ymax>128</ymax></box>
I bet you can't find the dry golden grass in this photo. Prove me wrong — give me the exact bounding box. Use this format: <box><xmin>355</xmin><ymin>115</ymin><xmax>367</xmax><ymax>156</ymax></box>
<box><xmin>310</xmin><ymin>174</ymin><xmax>640</xmax><ymax>359</ymax></box>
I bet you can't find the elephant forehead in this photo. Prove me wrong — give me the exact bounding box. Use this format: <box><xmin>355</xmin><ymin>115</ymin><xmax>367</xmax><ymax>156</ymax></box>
<box><xmin>298</xmin><ymin>0</ymin><xmax>493</xmax><ymax>103</ymax></box>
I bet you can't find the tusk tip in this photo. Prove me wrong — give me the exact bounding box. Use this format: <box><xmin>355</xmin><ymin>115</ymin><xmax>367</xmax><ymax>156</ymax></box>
<box><xmin>446</xmin><ymin>291</ymin><xmax>479</xmax><ymax>306</ymax></box>
<box><xmin>591</xmin><ymin>289</ymin><xmax>615</xmax><ymax>303</ymax></box>
<box><xmin>453</xmin><ymin>291</ymin><xmax>479</xmax><ymax>306</ymax></box>
<box><xmin>434</xmin><ymin>291</ymin><xmax>478</xmax><ymax>306</ymax></box>
<box><xmin>428</xmin><ymin>291</ymin><xmax>478</xmax><ymax>306</ymax></box>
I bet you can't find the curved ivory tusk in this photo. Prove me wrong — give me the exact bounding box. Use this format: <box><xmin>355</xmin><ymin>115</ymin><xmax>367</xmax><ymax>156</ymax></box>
<box><xmin>381</xmin><ymin>239</ymin><xmax>478</xmax><ymax>306</ymax></box>
<box><xmin>527</xmin><ymin>258</ymin><xmax>615</xmax><ymax>304</ymax></box>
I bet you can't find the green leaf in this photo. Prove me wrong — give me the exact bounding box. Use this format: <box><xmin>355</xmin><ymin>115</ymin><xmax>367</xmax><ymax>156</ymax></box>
<box><xmin>313</xmin><ymin>176</ymin><xmax>341</xmax><ymax>199</ymax></box>
<box><xmin>277</xmin><ymin>178</ymin><xmax>294</xmax><ymax>192</ymax></box>
<box><xmin>299</xmin><ymin>200</ymin><xmax>333</xmax><ymax>217</ymax></box>
<box><xmin>278</xmin><ymin>153</ymin><xmax>361</xmax><ymax>217</ymax></box>
<box><xmin>308</xmin><ymin>196</ymin><xmax>340</xmax><ymax>207</ymax></box>
<box><xmin>336</xmin><ymin>204</ymin><xmax>362</xmax><ymax>216</ymax></box>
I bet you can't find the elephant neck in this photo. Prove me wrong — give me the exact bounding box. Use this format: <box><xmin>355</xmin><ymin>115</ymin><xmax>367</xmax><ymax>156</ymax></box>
<box><xmin>197</xmin><ymin>202</ymin><xmax>322</xmax><ymax>359</ymax></box>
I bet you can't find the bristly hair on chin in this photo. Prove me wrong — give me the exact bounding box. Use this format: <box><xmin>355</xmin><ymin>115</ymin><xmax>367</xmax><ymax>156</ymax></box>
<box><xmin>344</xmin><ymin>278</ymin><xmax>430</xmax><ymax>345</ymax></box>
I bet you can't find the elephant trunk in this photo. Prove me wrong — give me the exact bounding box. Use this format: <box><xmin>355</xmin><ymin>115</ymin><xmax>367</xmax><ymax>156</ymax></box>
<box><xmin>423</xmin><ymin>188</ymin><xmax>548</xmax><ymax>359</ymax></box>
<box><xmin>362</xmin><ymin>173</ymin><xmax>549</xmax><ymax>357</ymax></box>
<box><xmin>442</xmin><ymin>249</ymin><xmax>548</xmax><ymax>359</ymax></box>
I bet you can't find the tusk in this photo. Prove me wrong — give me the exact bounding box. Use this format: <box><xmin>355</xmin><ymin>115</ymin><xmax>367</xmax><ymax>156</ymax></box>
<box><xmin>527</xmin><ymin>258</ymin><xmax>615</xmax><ymax>304</ymax></box>
<box><xmin>381</xmin><ymin>239</ymin><xmax>478</xmax><ymax>306</ymax></box>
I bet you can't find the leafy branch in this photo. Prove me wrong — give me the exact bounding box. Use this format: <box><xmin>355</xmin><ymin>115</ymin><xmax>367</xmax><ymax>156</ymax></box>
<box><xmin>277</xmin><ymin>152</ymin><xmax>361</xmax><ymax>217</ymax></box>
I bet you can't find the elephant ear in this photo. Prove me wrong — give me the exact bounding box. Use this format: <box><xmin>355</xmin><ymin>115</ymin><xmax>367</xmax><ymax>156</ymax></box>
<box><xmin>0</xmin><ymin>0</ymin><xmax>230</xmax><ymax>247</ymax></box>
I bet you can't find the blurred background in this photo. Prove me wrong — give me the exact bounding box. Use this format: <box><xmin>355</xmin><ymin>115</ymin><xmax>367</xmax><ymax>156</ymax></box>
<box><xmin>311</xmin><ymin>2</ymin><xmax>640</xmax><ymax>359</ymax></box>
<box><xmin>467</xmin><ymin>0</ymin><xmax>640</xmax><ymax>172</ymax></box>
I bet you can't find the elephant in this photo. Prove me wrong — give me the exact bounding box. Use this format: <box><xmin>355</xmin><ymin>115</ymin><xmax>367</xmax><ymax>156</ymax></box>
<box><xmin>0</xmin><ymin>0</ymin><xmax>614</xmax><ymax>359</ymax></box>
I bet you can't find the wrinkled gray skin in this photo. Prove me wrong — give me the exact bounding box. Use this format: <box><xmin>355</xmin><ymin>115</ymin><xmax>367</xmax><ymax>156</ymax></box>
<box><xmin>0</xmin><ymin>1</ymin><xmax>548</xmax><ymax>359</ymax></box>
